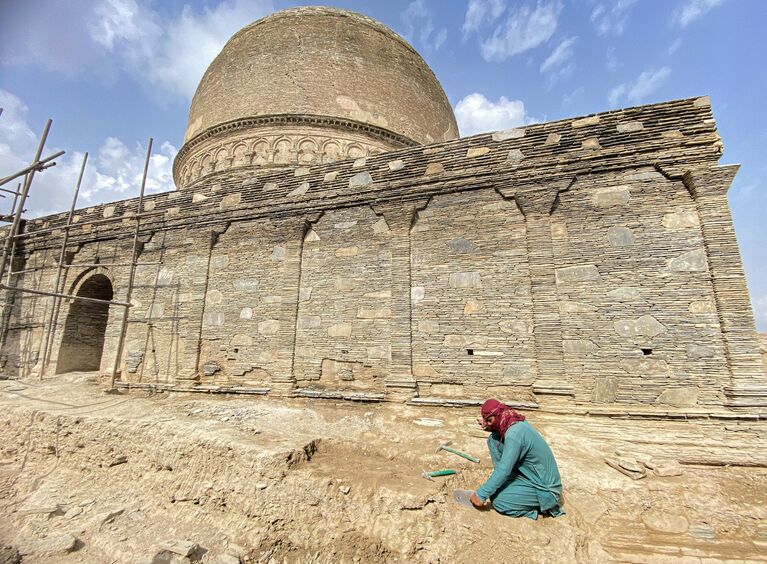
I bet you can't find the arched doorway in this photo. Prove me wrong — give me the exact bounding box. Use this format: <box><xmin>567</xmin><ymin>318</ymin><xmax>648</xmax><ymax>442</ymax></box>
<box><xmin>56</xmin><ymin>274</ymin><xmax>114</xmax><ymax>374</ymax></box>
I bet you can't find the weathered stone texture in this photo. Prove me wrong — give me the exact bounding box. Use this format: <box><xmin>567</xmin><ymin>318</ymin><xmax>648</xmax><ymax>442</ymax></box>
<box><xmin>174</xmin><ymin>7</ymin><xmax>458</xmax><ymax>187</ymax></box>
<box><xmin>3</xmin><ymin>95</ymin><xmax>764</xmax><ymax>411</ymax></box>
<box><xmin>760</xmin><ymin>333</ymin><xmax>767</xmax><ymax>375</ymax></box>
<box><xmin>410</xmin><ymin>189</ymin><xmax>535</xmax><ymax>401</ymax></box>
<box><xmin>554</xmin><ymin>171</ymin><xmax>731</xmax><ymax>406</ymax></box>
<box><xmin>294</xmin><ymin>206</ymin><xmax>391</xmax><ymax>392</ymax></box>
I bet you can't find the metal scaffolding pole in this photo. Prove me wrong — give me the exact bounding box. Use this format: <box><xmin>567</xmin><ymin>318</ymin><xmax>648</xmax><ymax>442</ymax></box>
<box><xmin>110</xmin><ymin>138</ymin><xmax>152</xmax><ymax>389</ymax></box>
<box><xmin>39</xmin><ymin>152</ymin><xmax>88</xmax><ymax>376</ymax></box>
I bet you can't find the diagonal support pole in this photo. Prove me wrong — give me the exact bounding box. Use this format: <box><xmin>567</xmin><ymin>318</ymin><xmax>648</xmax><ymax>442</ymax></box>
<box><xmin>110</xmin><ymin>138</ymin><xmax>152</xmax><ymax>389</ymax></box>
<box><xmin>39</xmin><ymin>152</ymin><xmax>88</xmax><ymax>376</ymax></box>
<box><xmin>0</xmin><ymin>119</ymin><xmax>53</xmax><ymax>352</ymax></box>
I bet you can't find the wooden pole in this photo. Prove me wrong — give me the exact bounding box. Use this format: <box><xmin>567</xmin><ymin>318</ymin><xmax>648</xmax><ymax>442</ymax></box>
<box><xmin>0</xmin><ymin>120</ymin><xmax>52</xmax><ymax>353</ymax></box>
<box><xmin>110</xmin><ymin>138</ymin><xmax>152</xmax><ymax>388</ymax></box>
<box><xmin>0</xmin><ymin>150</ymin><xmax>65</xmax><ymax>187</ymax></box>
<box><xmin>0</xmin><ymin>119</ymin><xmax>52</xmax><ymax>283</ymax></box>
<box><xmin>39</xmin><ymin>152</ymin><xmax>88</xmax><ymax>376</ymax></box>
<box><xmin>5</xmin><ymin>184</ymin><xmax>20</xmax><ymax>286</ymax></box>
<box><xmin>0</xmin><ymin>283</ymin><xmax>132</xmax><ymax>307</ymax></box>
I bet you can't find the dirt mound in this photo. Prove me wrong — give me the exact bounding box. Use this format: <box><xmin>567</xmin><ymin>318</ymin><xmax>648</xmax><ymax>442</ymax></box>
<box><xmin>0</xmin><ymin>376</ymin><xmax>765</xmax><ymax>562</ymax></box>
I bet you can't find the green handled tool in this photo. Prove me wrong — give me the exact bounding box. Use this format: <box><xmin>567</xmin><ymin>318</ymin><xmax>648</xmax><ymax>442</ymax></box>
<box><xmin>422</xmin><ymin>469</ymin><xmax>457</xmax><ymax>481</ymax></box>
<box><xmin>436</xmin><ymin>442</ymin><xmax>480</xmax><ymax>464</ymax></box>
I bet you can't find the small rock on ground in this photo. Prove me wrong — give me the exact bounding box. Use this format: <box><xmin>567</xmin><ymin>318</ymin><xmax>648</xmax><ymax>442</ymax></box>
<box><xmin>158</xmin><ymin>540</ymin><xmax>198</xmax><ymax>557</ymax></box>
<box><xmin>18</xmin><ymin>533</ymin><xmax>78</xmax><ymax>556</ymax></box>
<box><xmin>642</xmin><ymin>511</ymin><xmax>689</xmax><ymax>534</ymax></box>
<box><xmin>653</xmin><ymin>461</ymin><xmax>683</xmax><ymax>477</ymax></box>
<box><xmin>64</xmin><ymin>506</ymin><xmax>83</xmax><ymax>519</ymax></box>
<box><xmin>0</xmin><ymin>545</ymin><xmax>21</xmax><ymax>564</ymax></box>
<box><xmin>215</xmin><ymin>554</ymin><xmax>241</xmax><ymax>564</ymax></box>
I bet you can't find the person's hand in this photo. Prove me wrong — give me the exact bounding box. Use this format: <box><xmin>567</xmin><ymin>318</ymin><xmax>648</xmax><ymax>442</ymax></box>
<box><xmin>470</xmin><ymin>492</ymin><xmax>490</xmax><ymax>509</ymax></box>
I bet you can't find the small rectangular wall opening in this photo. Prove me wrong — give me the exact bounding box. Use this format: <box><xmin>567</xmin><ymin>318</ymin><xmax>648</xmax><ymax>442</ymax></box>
<box><xmin>467</xmin><ymin>349</ymin><xmax>474</xmax><ymax>355</ymax></box>
<box><xmin>641</xmin><ymin>348</ymin><xmax>652</xmax><ymax>356</ymax></box>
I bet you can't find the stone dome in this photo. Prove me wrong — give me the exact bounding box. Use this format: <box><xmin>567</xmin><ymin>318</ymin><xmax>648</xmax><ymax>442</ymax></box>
<box><xmin>173</xmin><ymin>6</ymin><xmax>459</xmax><ymax>188</ymax></box>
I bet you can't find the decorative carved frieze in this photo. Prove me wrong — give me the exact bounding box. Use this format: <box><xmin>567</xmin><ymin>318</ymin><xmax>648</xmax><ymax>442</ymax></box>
<box><xmin>174</xmin><ymin>115</ymin><xmax>415</xmax><ymax>188</ymax></box>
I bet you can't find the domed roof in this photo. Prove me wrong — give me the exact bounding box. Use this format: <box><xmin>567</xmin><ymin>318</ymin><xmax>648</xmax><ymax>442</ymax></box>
<box><xmin>174</xmin><ymin>7</ymin><xmax>459</xmax><ymax>187</ymax></box>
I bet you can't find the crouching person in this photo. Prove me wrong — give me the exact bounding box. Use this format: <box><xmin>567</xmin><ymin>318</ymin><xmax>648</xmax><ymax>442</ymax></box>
<box><xmin>470</xmin><ymin>399</ymin><xmax>564</xmax><ymax>519</ymax></box>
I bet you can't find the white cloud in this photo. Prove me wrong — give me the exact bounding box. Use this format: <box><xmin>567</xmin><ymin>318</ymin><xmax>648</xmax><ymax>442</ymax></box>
<box><xmin>462</xmin><ymin>0</ymin><xmax>506</xmax><ymax>38</ymax></box>
<box><xmin>562</xmin><ymin>86</ymin><xmax>585</xmax><ymax>106</ymax></box>
<box><xmin>606</xmin><ymin>46</ymin><xmax>622</xmax><ymax>71</ymax></box>
<box><xmin>434</xmin><ymin>29</ymin><xmax>448</xmax><ymax>51</ymax></box>
<box><xmin>1</xmin><ymin>0</ymin><xmax>275</xmax><ymax>101</ymax></box>
<box><xmin>479</xmin><ymin>1</ymin><xmax>562</xmax><ymax>62</ymax></box>
<box><xmin>590</xmin><ymin>0</ymin><xmax>638</xmax><ymax>36</ymax></box>
<box><xmin>91</xmin><ymin>0</ymin><xmax>275</xmax><ymax>100</ymax></box>
<box><xmin>673</xmin><ymin>0</ymin><xmax>726</xmax><ymax>27</ymax></box>
<box><xmin>608</xmin><ymin>67</ymin><xmax>672</xmax><ymax>107</ymax></box>
<box><xmin>400</xmin><ymin>0</ymin><xmax>449</xmax><ymax>53</ymax></box>
<box><xmin>82</xmin><ymin>137</ymin><xmax>177</xmax><ymax>202</ymax></box>
<box><xmin>89</xmin><ymin>0</ymin><xmax>154</xmax><ymax>50</ymax></box>
<box><xmin>731</xmin><ymin>181</ymin><xmax>758</xmax><ymax>202</ymax></box>
<box><xmin>454</xmin><ymin>93</ymin><xmax>533</xmax><ymax>136</ymax></box>
<box><xmin>608</xmin><ymin>86</ymin><xmax>626</xmax><ymax>107</ymax></box>
<box><xmin>668</xmin><ymin>38</ymin><xmax>683</xmax><ymax>55</ymax></box>
<box><xmin>0</xmin><ymin>89</ymin><xmax>176</xmax><ymax>218</ymax></box>
<box><xmin>540</xmin><ymin>36</ymin><xmax>576</xmax><ymax>73</ymax></box>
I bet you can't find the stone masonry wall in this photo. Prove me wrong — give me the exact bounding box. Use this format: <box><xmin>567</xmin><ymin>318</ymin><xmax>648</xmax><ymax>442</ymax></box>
<box><xmin>554</xmin><ymin>169</ymin><xmax>729</xmax><ymax>408</ymax></box>
<box><xmin>410</xmin><ymin>188</ymin><xmax>535</xmax><ymax>402</ymax></box>
<box><xmin>177</xmin><ymin>123</ymin><xmax>395</xmax><ymax>188</ymax></box>
<box><xmin>3</xmin><ymin>98</ymin><xmax>765</xmax><ymax>411</ymax></box>
<box><xmin>294</xmin><ymin>206</ymin><xmax>392</xmax><ymax>393</ymax></box>
<box><xmin>122</xmin><ymin>228</ymin><xmax>199</xmax><ymax>384</ymax></box>
<box><xmin>198</xmin><ymin>218</ymin><xmax>306</xmax><ymax>390</ymax></box>
<box><xmin>1</xmin><ymin>239</ymin><xmax>131</xmax><ymax>379</ymax></box>
<box><xmin>760</xmin><ymin>333</ymin><xmax>767</xmax><ymax>375</ymax></box>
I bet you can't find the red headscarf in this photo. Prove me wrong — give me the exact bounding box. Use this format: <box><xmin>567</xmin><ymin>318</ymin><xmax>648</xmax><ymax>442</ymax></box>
<box><xmin>481</xmin><ymin>399</ymin><xmax>525</xmax><ymax>442</ymax></box>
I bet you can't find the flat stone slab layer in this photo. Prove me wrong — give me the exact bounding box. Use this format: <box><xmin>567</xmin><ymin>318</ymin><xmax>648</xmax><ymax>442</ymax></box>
<box><xmin>0</xmin><ymin>375</ymin><xmax>765</xmax><ymax>563</ymax></box>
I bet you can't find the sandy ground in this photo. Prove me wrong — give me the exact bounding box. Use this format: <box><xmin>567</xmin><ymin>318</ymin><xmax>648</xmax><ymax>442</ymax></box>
<box><xmin>0</xmin><ymin>374</ymin><xmax>766</xmax><ymax>563</ymax></box>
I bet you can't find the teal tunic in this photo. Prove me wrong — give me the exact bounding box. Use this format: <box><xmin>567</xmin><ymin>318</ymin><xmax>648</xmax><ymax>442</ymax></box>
<box><xmin>476</xmin><ymin>420</ymin><xmax>564</xmax><ymax>520</ymax></box>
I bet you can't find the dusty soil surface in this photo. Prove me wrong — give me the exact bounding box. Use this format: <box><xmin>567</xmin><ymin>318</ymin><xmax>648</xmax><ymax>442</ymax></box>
<box><xmin>1</xmin><ymin>374</ymin><xmax>766</xmax><ymax>563</ymax></box>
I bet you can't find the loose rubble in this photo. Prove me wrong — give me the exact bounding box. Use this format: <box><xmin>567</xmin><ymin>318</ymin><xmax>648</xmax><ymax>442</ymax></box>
<box><xmin>0</xmin><ymin>376</ymin><xmax>765</xmax><ymax>563</ymax></box>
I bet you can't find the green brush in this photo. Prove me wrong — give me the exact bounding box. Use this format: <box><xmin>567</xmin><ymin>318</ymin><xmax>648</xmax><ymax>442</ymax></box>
<box><xmin>421</xmin><ymin>469</ymin><xmax>457</xmax><ymax>481</ymax></box>
<box><xmin>436</xmin><ymin>442</ymin><xmax>480</xmax><ymax>464</ymax></box>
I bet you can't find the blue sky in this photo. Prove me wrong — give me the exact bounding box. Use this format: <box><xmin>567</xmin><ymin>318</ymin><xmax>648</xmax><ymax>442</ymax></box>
<box><xmin>1</xmin><ymin>0</ymin><xmax>765</xmax><ymax>330</ymax></box>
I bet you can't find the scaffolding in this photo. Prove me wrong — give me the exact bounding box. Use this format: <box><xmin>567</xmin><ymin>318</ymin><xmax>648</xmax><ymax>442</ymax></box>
<box><xmin>0</xmin><ymin>114</ymin><xmax>155</xmax><ymax>388</ymax></box>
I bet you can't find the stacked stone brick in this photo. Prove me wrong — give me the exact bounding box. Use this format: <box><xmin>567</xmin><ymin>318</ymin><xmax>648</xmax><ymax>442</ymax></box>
<box><xmin>1</xmin><ymin>94</ymin><xmax>765</xmax><ymax>413</ymax></box>
<box><xmin>174</xmin><ymin>7</ymin><xmax>458</xmax><ymax>187</ymax></box>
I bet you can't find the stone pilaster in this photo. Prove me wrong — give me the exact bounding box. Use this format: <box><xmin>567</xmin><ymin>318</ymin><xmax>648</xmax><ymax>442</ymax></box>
<box><xmin>513</xmin><ymin>183</ymin><xmax>574</xmax><ymax>399</ymax></box>
<box><xmin>271</xmin><ymin>215</ymin><xmax>317</xmax><ymax>396</ymax></box>
<box><xmin>683</xmin><ymin>165</ymin><xmax>767</xmax><ymax>408</ymax></box>
<box><xmin>372</xmin><ymin>201</ymin><xmax>425</xmax><ymax>401</ymax></box>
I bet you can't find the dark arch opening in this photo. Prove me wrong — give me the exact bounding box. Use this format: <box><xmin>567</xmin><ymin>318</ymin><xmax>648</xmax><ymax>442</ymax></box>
<box><xmin>56</xmin><ymin>274</ymin><xmax>114</xmax><ymax>374</ymax></box>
